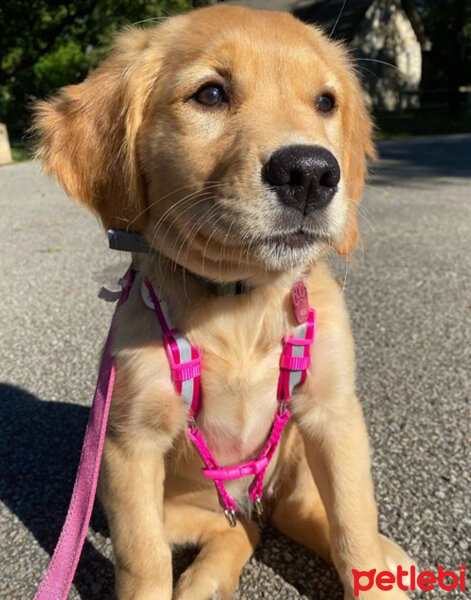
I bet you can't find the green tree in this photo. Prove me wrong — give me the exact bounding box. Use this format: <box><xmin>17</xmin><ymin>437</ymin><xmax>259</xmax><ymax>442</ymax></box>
<box><xmin>416</xmin><ymin>0</ymin><xmax>471</xmax><ymax>111</ymax></box>
<box><xmin>0</xmin><ymin>0</ymin><xmax>214</xmax><ymax>139</ymax></box>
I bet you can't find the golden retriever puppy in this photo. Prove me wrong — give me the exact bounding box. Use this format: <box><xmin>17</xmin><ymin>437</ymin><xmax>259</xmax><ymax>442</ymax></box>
<box><xmin>34</xmin><ymin>5</ymin><xmax>414</xmax><ymax>599</ymax></box>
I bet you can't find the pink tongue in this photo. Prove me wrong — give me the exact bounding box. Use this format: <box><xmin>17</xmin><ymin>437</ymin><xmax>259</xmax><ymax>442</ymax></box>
<box><xmin>291</xmin><ymin>281</ymin><xmax>309</xmax><ymax>324</ymax></box>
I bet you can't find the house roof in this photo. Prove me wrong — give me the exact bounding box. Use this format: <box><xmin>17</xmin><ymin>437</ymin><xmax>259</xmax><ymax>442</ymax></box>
<box><xmin>223</xmin><ymin>0</ymin><xmax>374</xmax><ymax>42</ymax></box>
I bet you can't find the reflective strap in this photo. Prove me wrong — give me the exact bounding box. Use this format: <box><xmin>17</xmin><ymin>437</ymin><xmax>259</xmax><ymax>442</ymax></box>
<box><xmin>144</xmin><ymin>278</ymin><xmax>200</xmax><ymax>415</ymax></box>
<box><xmin>288</xmin><ymin>321</ymin><xmax>308</xmax><ymax>394</ymax></box>
<box><xmin>173</xmin><ymin>331</ymin><xmax>194</xmax><ymax>410</ymax></box>
<box><xmin>278</xmin><ymin>308</ymin><xmax>316</xmax><ymax>402</ymax></box>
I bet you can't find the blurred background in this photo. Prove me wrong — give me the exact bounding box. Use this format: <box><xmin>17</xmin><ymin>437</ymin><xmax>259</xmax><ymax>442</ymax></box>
<box><xmin>0</xmin><ymin>0</ymin><xmax>470</xmax><ymax>163</ymax></box>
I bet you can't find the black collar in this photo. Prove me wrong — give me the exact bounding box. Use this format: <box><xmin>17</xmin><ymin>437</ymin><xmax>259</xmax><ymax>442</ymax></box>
<box><xmin>201</xmin><ymin>279</ymin><xmax>250</xmax><ymax>296</ymax></box>
<box><xmin>108</xmin><ymin>229</ymin><xmax>250</xmax><ymax>297</ymax></box>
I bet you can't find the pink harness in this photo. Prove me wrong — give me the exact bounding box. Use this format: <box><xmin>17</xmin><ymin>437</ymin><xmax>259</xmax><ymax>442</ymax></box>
<box><xmin>34</xmin><ymin>268</ymin><xmax>315</xmax><ymax>599</ymax></box>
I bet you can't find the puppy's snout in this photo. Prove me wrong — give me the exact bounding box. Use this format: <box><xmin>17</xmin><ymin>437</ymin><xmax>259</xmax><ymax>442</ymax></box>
<box><xmin>262</xmin><ymin>145</ymin><xmax>340</xmax><ymax>214</ymax></box>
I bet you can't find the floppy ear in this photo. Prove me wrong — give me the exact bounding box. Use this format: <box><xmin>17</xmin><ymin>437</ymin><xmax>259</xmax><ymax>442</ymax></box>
<box><xmin>33</xmin><ymin>28</ymin><xmax>160</xmax><ymax>232</ymax></box>
<box><xmin>335</xmin><ymin>68</ymin><xmax>376</xmax><ymax>257</ymax></box>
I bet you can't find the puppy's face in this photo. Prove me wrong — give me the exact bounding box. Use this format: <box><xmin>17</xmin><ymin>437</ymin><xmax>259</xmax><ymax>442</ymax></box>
<box><xmin>35</xmin><ymin>6</ymin><xmax>374</xmax><ymax>282</ymax></box>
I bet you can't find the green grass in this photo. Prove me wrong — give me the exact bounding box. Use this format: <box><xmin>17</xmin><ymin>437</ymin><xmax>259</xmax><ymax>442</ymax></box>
<box><xmin>374</xmin><ymin>107</ymin><xmax>471</xmax><ymax>139</ymax></box>
<box><xmin>11</xmin><ymin>142</ymin><xmax>33</xmax><ymax>163</ymax></box>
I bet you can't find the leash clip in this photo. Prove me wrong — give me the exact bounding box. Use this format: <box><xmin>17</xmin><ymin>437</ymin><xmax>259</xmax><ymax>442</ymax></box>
<box><xmin>254</xmin><ymin>495</ymin><xmax>264</xmax><ymax>518</ymax></box>
<box><xmin>224</xmin><ymin>508</ymin><xmax>237</xmax><ymax>528</ymax></box>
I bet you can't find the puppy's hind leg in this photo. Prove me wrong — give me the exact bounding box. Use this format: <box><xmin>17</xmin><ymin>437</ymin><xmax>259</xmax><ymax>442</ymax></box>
<box><xmin>165</xmin><ymin>503</ymin><xmax>260</xmax><ymax>600</ymax></box>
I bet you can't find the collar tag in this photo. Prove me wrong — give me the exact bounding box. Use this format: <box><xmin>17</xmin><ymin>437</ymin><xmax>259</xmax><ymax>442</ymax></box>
<box><xmin>291</xmin><ymin>281</ymin><xmax>309</xmax><ymax>324</ymax></box>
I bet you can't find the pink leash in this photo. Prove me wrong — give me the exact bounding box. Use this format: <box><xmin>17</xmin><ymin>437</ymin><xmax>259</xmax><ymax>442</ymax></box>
<box><xmin>33</xmin><ymin>269</ymin><xmax>135</xmax><ymax>600</ymax></box>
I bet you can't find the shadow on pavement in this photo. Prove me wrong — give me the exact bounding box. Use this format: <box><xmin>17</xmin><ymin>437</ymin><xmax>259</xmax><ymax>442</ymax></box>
<box><xmin>370</xmin><ymin>134</ymin><xmax>471</xmax><ymax>185</ymax></box>
<box><xmin>254</xmin><ymin>525</ymin><xmax>343</xmax><ymax>599</ymax></box>
<box><xmin>0</xmin><ymin>383</ymin><xmax>114</xmax><ymax>599</ymax></box>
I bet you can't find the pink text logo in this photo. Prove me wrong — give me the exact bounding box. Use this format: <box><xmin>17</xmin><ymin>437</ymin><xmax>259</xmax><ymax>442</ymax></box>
<box><xmin>352</xmin><ymin>565</ymin><xmax>467</xmax><ymax>596</ymax></box>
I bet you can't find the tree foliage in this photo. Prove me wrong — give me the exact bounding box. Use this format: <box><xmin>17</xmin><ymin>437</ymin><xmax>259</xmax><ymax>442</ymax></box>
<box><xmin>0</xmin><ymin>0</ymin><xmax>214</xmax><ymax>138</ymax></box>
<box><xmin>1</xmin><ymin>0</ymin><xmax>470</xmax><ymax>140</ymax></box>
<box><xmin>417</xmin><ymin>0</ymin><xmax>471</xmax><ymax>93</ymax></box>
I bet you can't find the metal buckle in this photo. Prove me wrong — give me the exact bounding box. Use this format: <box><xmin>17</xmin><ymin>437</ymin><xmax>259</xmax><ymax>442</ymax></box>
<box><xmin>224</xmin><ymin>509</ymin><xmax>237</xmax><ymax>528</ymax></box>
<box><xmin>254</xmin><ymin>495</ymin><xmax>264</xmax><ymax>518</ymax></box>
<box><xmin>187</xmin><ymin>415</ymin><xmax>198</xmax><ymax>431</ymax></box>
<box><xmin>278</xmin><ymin>400</ymin><xmax>287</xmax><ymax>416</ymax></box>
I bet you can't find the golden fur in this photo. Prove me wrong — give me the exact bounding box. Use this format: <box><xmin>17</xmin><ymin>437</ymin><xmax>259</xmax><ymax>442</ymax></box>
<box><xmin>34</xmin><ymin>5</ymin><xmax>413</xmax><ymax>599</ymax></box>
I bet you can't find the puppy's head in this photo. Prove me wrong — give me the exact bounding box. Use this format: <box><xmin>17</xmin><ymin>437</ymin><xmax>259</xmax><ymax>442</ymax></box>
<box><xmin>34</xmin><ymin>5</ymin><xmax>375</xmax><ymax>282</ymax></box>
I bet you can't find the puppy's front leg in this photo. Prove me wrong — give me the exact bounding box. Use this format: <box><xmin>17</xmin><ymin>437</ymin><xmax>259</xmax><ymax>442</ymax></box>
<box><xmin>99</xmin><ymin>434</ymin><xmax>172</xmax><ymax>600</ymax></box>
<box><xmin>296</xmin><ymin>395</ymin><xmax>409</xmax><ymax>599</ymax></box>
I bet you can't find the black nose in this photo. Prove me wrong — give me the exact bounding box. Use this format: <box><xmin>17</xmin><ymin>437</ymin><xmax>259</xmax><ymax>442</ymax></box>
<box><xmin>262</xmin><ymin>145</ymin><xmax>340</xmax><ymax>214</ymax></box>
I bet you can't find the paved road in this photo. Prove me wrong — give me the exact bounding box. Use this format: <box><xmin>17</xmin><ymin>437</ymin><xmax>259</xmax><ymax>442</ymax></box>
<box><xmin>1</xmin><ymin>135</ymin><xmax>470</xmax><ymax>599</ymax></box>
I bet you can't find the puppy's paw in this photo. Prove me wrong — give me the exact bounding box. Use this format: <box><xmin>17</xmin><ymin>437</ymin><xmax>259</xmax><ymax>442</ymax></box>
<box><xmin>173</xmin><ymin>573</ymin><xmax>233</xmax><ymax>600</ymax></box>
<box><xmin>379</xmin><ymin>534</ymin><xmax>416</xmax><ymax>575</ymax></box>
<box><xmin>344</xmin><ymin>537</ymin><xmax>415</xmax><ymax>600</ymax></box>
<box><xmin>173</xmin><ymin>588</ymin><xmax>230</xmax><ymax>600</ymax></box>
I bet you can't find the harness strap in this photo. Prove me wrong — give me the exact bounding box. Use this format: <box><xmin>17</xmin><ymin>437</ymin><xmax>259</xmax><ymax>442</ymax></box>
<box><xmin>144</xmin><ymin>280</ymin><xmax>201</xmax><ymax>417</ymax></box>
<box><xmin>34</xmin><ymin>268</ymin><xmax>135</xmax><ymax>600</ymax></box>
<box><xmin>249</xmin><ymin>310</ymin><xmax>315</xmax><ymax>506</ymax></box>
<box><xmin>144</xmin><ymin>277</ymin><xmax>316</xmax><ymax>526</ymax></box>
<box><xmin>33</xmin><ymin>268</ymin><xmax>315</xmax><ymax>600</ymax></box>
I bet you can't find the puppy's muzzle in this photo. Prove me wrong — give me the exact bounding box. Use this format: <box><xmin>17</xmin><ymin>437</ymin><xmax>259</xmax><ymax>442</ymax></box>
<box><xmin>262</xmin><ymin>145</ymin><xmax>340</xmax><ymax>215</ymax></box>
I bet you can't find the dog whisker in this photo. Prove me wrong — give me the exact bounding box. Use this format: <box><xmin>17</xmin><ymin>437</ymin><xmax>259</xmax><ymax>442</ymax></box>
<box><xmin>169</xmin><ymin>197</ymin><xmax>221</xmax><ymax>267</ymax></box>
<box><xmin>353</xmin><ymin>57</ymin><xmax>403</xmax><ymax>74</ymax></box>
<box><xmin>345</xmin><ymin>197</ymin><xmax>377</xmax><ymax>233</ymax></box>
<box><xmin>218</xmin><ymin>216</ymin><xmax>237</xmax><ymax>281</ymax></box>
<box><xmin>128</xmin><ymin>181</ymin><xmax>230</xmax><ymax>229</ymax></box>
<box><xmin>329</xmin><ymin>0</ymin><xmax>348</xmax><ymax>40</ymax></box>
<box><xmin>201</xmin><ymin>213</ymin><xmax>227</xmax><ymax>277</ymax></box>
<box><xmin>180</xmin><ymin>204</ymin><xmax>221</xmax><ymax>273</ymax></box>
<box><xmin>151</xmin><ymin>193</ymin><xmax>217</xmax><ymax>274</ymax></box>
<box><xmin>148</xmin><ymin>189</ymin><xmax>218</xmax><ymax>259</ymax></box>
<box><xmin>130</xmin><ymin>16</ymin><xmax>169</xmax><ymax>27</ymax></box>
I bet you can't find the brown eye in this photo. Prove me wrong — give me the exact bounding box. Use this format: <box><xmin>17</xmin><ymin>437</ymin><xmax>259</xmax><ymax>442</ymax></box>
<box><xmin>193</xmin><ymin>84</ymin><xmax>226</xmax><ymax>107</ymax></box>
<box><xmin>316</xmin><ymin>93</ymin><xmax>335</xmax><ymax>114</ymax></box>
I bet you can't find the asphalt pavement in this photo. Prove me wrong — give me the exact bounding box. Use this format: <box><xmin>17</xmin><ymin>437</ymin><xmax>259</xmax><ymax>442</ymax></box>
<box><xmin>1</xmin><ymin>134</ymin><xmax>470</xmax><ymax>599</ymax></box>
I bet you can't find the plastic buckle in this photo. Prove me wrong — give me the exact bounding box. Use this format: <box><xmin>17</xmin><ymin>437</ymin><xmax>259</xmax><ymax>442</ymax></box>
<box><xmin>202</xmin><ymin>456</ymin><xmax>269</xmax><ymax>481</ymax></box>
<box><xmin>279</xmin><ymin>353</ymin><xmax>311</xmax><ymax>371</ymax></box>
<box><xmin>240</xmin><ymin>457</ymin><xmax>268</xmax><ymax>478</ymax></box>
<box><xmin>163</xmin><ymin>332</ymin><xmax>202</xmax><ymax>382</ymax></box>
